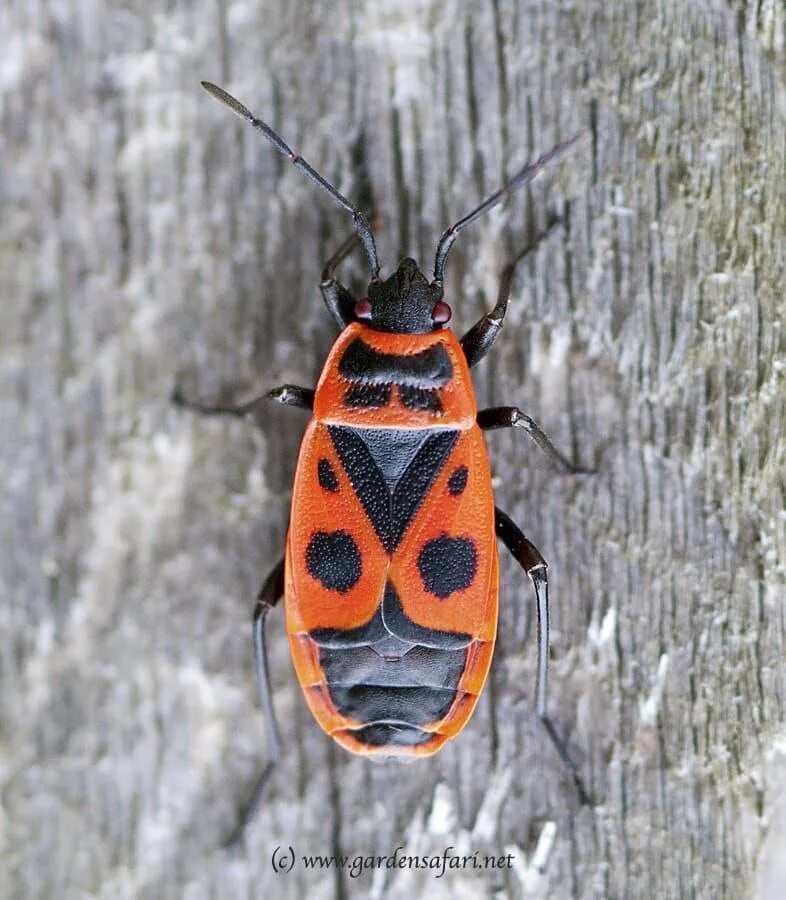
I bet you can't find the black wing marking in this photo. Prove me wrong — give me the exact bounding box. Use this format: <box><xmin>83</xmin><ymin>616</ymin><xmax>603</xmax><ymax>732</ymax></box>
<box><xmin>328</xmin><ymin>425</ymin><xmax>458</xmax><ymax>552</ymax></box>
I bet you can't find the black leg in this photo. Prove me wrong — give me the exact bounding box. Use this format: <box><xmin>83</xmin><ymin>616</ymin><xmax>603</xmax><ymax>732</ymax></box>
<box><xmin>320</xmin><ymin>232</ymin><xmax>360</xmax><ymax>328</ymax></box>
<box><xmin>224</xmin><ymin>558</ymin><xmax>285</xmax><ymax>849</ymax></box>
<box><xmin>460</xmin><ymin>220</ymin><xmax>561</xmax><ymax>368</ymax></box>
<box><xmin>495</xmin><ymin>507</ymin><xmax>591</xmax><ymax>806</ymax></box>
<box><xmin>478</xmin><ymin>406</ymin><xmax>591</xmax><ymax>474</ymax></box>
<box><xmin>172</xmin><ymin>384</ymin><xmax>314</xmax><ymax>421</ymax></box>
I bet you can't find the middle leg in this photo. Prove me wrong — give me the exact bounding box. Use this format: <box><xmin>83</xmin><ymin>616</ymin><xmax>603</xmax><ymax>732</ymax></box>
<box><xmin>172</xmin><ymin>383</ymin><xmax>314</xmax><ymax>422</ymax></box>
<box><xmin>478</xmin><ymin>406</ymin><xmax>591</xmax><ymax>474</ymax></box>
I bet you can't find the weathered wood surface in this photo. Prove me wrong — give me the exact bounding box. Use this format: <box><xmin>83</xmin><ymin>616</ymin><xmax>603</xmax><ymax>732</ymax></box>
<box><xmin>2</xmin><ymin>1</ymin><xmax>785</xmax><ymax>898</ymax></box>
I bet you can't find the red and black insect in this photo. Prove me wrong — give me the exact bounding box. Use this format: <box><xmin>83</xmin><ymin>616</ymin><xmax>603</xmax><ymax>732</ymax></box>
<box><xmin>176</xmin><ymin>81</ymin><xmax>590</xmax><ymax>842</ymax></box>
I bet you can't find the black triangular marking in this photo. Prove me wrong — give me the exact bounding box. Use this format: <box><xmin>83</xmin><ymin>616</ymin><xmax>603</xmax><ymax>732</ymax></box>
<box><xmin>328</xmin><ymin>425</ymin><xmax>458</xmax><ymax>552</ymax></box>
<box><xmin>327</xmin><ymin>425</ymin><xmax>391</xmax><ymax>547</ymax></box>
<box><xmin>349</xmin><ymin>428</ymin><xmax>431</xmax><ymax>493</ymax></box>
<box><xmin>390</xmin><ymin>432</ymin><xmax>457</xmax><ymax>548</ymax></box>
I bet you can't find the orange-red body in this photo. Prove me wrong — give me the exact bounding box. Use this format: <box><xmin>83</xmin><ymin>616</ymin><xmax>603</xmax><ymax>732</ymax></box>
<box><xmin>284</xmin><ymin>322</ymin><xmax>498</xmax><ymax>756</ymax></box>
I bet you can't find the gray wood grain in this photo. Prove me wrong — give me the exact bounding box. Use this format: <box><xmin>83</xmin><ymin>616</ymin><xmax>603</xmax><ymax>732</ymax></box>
<box><xmin>2</xmin><ymin>1</ymin><xmax>784</xmax><ymax>898</ymax></box>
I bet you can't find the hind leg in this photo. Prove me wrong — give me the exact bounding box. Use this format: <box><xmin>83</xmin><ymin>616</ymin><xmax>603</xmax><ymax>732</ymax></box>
<box><xmin>224</xmin><ymin>558</ymin><xmax>285</xmax><ymax>849</ymax></box>
<box><xmin>495</xmin><ymin>506</ymin><xmax>591</xmax><ymax>806</ymax></box>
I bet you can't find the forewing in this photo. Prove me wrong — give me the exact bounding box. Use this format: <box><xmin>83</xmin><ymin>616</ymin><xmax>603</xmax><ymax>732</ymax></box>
<box><xmin>390</xmin><ymin>427</ymin><xmax>497</xmax><ymax>642</ymax></box>
<box><xmin>286</xmin><ymin>421</ymin><xmax>389</xmax><ymax>635</ymax></box>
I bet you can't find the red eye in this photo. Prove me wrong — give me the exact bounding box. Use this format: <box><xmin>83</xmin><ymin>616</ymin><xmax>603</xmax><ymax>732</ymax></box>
<box><xmin>354</xmin><ymin>298</ymin><xmax>371</xmax><ymax>320</ymax></box>
<box><xmin>432</xmin><ymin>300</ymin><xmax>452</xmax><ymax>324</ymax></box>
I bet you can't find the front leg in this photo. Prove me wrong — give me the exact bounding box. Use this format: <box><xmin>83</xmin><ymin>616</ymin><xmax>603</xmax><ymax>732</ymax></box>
<box><xmin>478</xmin><ymin>406</ymin><xmax>591</xmax><ymax>474</ymax></box>
<box><xmin>495</xmin><ymin>507</ymin><xmax>590</xmax><ymax>806</ymax></box>
<box><xmin>320</xmin><ymin>231</ymin><xmax>361</xmax><ymax>328</ymax></box>
<box><xmin>460</xmin><ymin>220</ymin><xmax>560</xmax><ymax>368</ymax></box>
<box><xmin>172</xmin><ymin>383</ymin><xmax>314</xmax><ymax>422</ymax></box>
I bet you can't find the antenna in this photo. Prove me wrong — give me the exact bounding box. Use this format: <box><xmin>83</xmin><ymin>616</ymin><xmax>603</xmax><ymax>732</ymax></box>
<box><xmin>201</xmin><ymin>81</ymin><xmax>380</xmax><ymax>279</ymax></box>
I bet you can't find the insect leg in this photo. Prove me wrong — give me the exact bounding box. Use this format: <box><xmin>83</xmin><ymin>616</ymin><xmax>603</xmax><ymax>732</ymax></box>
<box><xmin>478</xmin><ymin>406</ymin><xmax>591</xmax><ymax>474</ymax></box>
<box><xmin>321</xmin><ymin>231</ymin><xmax>361</xmax><ymax>328</ymax></box>
<box><xmin>495</xmin><ymin>507</ymin><xmax>591</xmax><ymax>806</ymax></box>
<box><xmin>460</xmin><ymin>219</ymin><xmax>561</xmax><ymax>368</ymax></box>
<box><xmin>172</xmin><ymin>384</ymin><xmax>314</xmax><ymax>420</ymax></box>
<box><xmin>225</xmin><ymin>557</ymin><xmax>285</xmax><ymax>848</ymax></box>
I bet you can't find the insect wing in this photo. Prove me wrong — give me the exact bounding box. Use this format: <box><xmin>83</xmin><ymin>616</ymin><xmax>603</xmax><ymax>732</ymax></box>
<box><xmin>391</xmin><ymin>426</ymin><xmax>497</xmax><ymax>643</ymax></box>
<box><xmin>285</xmin><ymin>421</ymin><xmax>388</xmax><ymax>636</ymax></box>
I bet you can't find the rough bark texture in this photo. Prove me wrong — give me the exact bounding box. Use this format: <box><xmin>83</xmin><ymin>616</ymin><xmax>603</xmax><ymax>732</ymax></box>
<box><xmin>2</xmin><ymin>1</ymin><xmax>785</xmax><ymax>898</ymax></box>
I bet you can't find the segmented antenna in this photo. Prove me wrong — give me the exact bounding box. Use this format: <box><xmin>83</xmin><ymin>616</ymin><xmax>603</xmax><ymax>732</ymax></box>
<box><xmin>201</xmin><ymin>81</ymin><xmax>380</xmax><ymax>279</ymax></box>
<box><xmin>432</xmin><ymin>133</ymin><xmax>585</xmax><ymax>295</ymax></box>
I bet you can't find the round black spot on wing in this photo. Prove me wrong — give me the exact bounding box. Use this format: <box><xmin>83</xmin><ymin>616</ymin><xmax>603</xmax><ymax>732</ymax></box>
<box><xmin>447</xmin><ymin>465</ymin><xmax>468</xmax><ymax>495</ymax></box>
<box><xmin>306</xmin><ymin>530</ymin><xmax>361</xmax><ymax>592</ymax></box>
<box><xmin>418</xmin><ymin>535</ymin><xmax>477</xmax><ymax>599</ymax></box>
<box><xmin>317</xmin><ymin>458</ymin><xmax>339</xmax><ymax>492</ymax></box>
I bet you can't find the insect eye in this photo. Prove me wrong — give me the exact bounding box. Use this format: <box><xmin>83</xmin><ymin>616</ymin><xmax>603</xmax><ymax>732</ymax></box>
<box><xmin>432</xmin><ymin>300</ymin><xmax>452</xmax><ymax>324</ymax></box>
<box><xmin>354</xmin><ymin>298</ymin><xmax>372</xmax><ymax>320</ymax></box>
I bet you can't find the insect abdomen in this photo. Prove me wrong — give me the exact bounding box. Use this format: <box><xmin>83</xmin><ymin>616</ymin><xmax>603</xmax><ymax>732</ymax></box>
<box><xmin>311</xmin><ymin>580</ymin><xmax>468</xmax><ymax>753</ymax></box>
<box><xmin>287</xmin><ymin>576</ymin><xmax>497</xmax><ymax>757</ymax></box>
